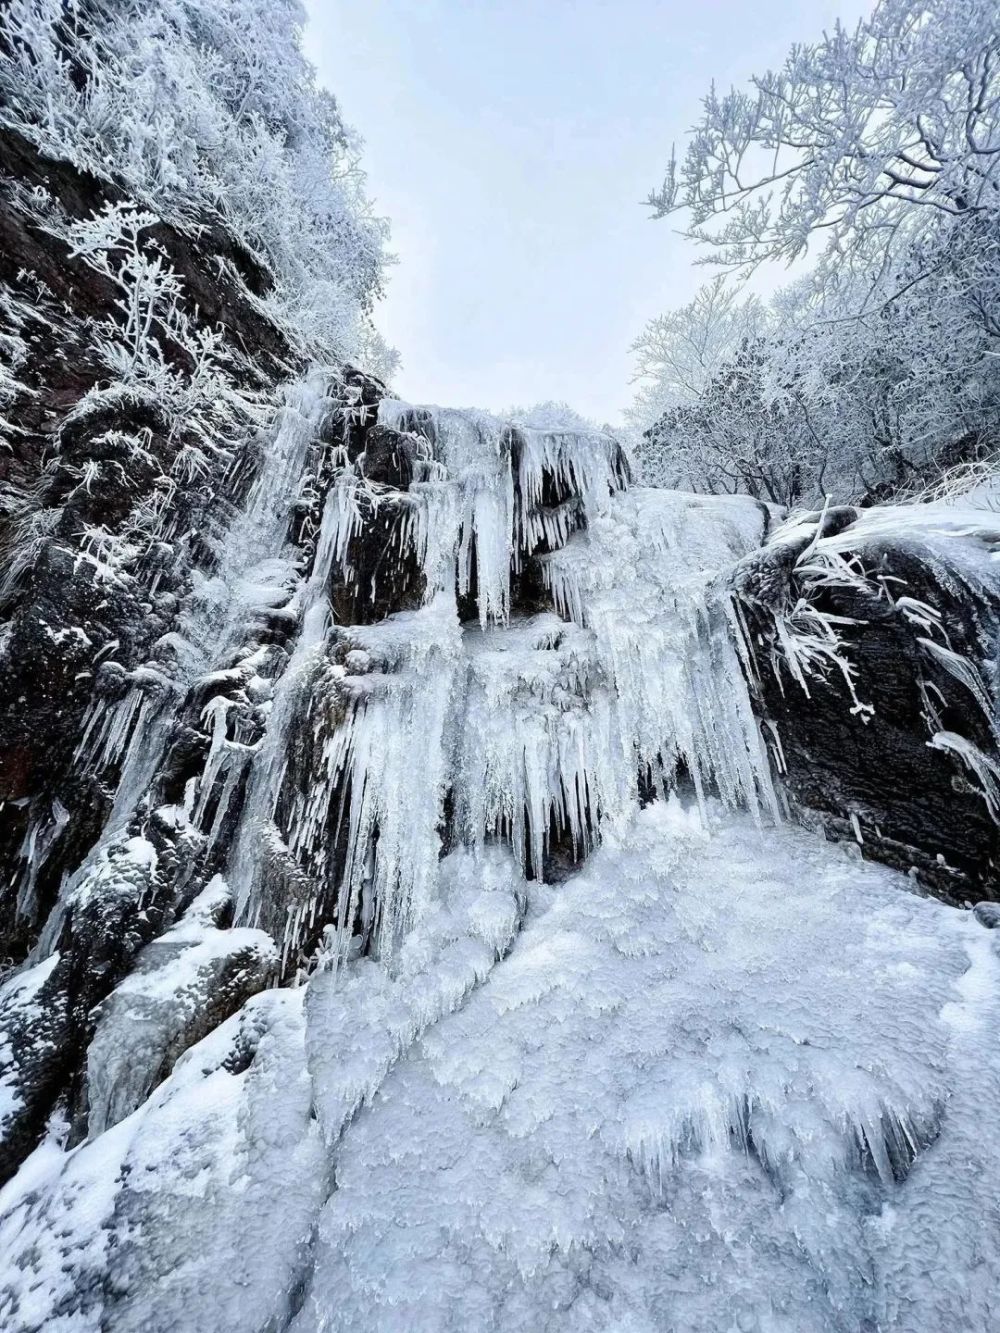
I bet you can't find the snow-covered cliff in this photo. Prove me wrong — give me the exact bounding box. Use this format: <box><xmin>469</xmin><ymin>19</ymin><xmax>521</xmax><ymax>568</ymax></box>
<box><xmin>3</xmin><ymin>5</ymin><xmax>1000</xmax><ymax>1331</ymax></box>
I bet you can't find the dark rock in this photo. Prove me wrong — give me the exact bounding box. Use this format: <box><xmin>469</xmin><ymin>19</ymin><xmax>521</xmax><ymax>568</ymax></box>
<box><xmin>973</xmin><ymin>901</ymin><xmax>1000</xmax><ymax>928</ymax></box>
<box><xmin>735</xmin><ymin>516</ymin><xmax>1000</xmax><ymax>902</ymax></box>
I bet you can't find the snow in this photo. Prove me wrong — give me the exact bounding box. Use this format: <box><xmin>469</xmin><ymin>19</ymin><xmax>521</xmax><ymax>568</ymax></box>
<box><xmin>8</xmin><ymin>801</ymin><xmax>1000</xmax><ymax>1332</ymax></box>
<box><xmin>0</xmin><ymin>954</ymin><xmax>59</xmax><ymax>1137</ymax></box>
<box><xmin>86</xmin><ymin>876</ymin><xmax>276</xmax><ymax>1134</ymax></box>
<box><xmin>290</xmin><ymin>801</ymin><xmax>1000</xmax><ymax>1333</ymax></box>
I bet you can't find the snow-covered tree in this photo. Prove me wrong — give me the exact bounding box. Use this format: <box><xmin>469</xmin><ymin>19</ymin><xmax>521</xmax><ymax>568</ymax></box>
<box><xmin>628</xmin><ymin>278</ymin><xmax>767</xmax><ymax>485</ymax></box>
<box><xmin>649</xmin><ymin>0</ymin><xmax>1000</xmax><ymax>286</ymax></box>
<box><xmin>0</xmin><ymin>0</ymin><xmax>393</xmax><ymax>366</ymax></box>
<box><xmin>636</xmin><ymin>270</ymin><xmax>1000</xmax><ymax>504</ymax></box>
<box><xmin>635</xmin><ymin>0</ymin><xmax>1000</xmax><ymax>503</ymax></box>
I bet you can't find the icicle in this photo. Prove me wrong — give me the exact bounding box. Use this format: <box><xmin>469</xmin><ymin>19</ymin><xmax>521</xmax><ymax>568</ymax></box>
<box><xmin>14</xmin><ymin>798</ymin><xmax>69</xmax><ymax>921</ymax></box>
<box><xmin>286</xmin><ymin>592</ymin><xmax>463</xmax><ymax>966</ymax></box>
<box><xmin>539</xmin><ymin>488</ymin><xmax>780</xmax><ymax>828</ymax></box>
<box><xmin>376</xmin><ymin>399</ymin><xmax>625</xmax><ymax>627</ymax></box>
<box><xmin>928</xmin><ymin>730</ymin><xmax>1000</xmax><ymax>818</ymax></box>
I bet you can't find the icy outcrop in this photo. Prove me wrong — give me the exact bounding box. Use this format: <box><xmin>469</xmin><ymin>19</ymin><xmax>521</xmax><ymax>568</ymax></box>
<box><xmin>85</xmin><ymin>877</ymin><xmax>276</xmax><ymax>1135</ymax></box>
<box><xmin>733</xmin><ymin>493</ymin><xmax>1000</xmax><ymax>896</ymax></box>
<box><xmin>0</xmin><ymin>989</ymin><xmax>325</xmax><ymax>1333</ymax></box>
<box><xmin>0</xmin><ymin>834</ymin><xmax>162</xmax><ymax>1178</ymax></box>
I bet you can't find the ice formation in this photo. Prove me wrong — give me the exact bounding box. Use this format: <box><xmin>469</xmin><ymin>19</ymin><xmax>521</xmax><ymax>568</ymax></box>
<box><xmin>2</xmin><ymin>378</ymin><xmax>1000</xmax><ymax>1332</ymax></box>
<box><xmin>291</xmin><ymin>803</ymin><xmax>1000</xmax><ymax>1333</ymax></box>
<box><xmin>223</xmin><ymin>396</ymin><xmax>772</xmax><ymax>968</ymax></box>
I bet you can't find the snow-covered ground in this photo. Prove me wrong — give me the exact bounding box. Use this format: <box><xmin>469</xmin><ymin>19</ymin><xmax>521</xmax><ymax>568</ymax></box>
<box><xmin>4</xmin><ymin>799</ymin><xmax>999</xmax><ymax>1332</ymax></box>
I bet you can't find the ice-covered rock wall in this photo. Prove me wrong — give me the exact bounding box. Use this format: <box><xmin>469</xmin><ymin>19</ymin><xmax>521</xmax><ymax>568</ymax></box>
<box><xmin>0</xmin><ymin>186</ymin><xmax>779</xmax><ymax>1190</ymax></box>
<box><xmin>0</xmin><ymin>328</ymin><xmax>798</xmax><ymax>1330</ymax></box>
<box><xmin>3</xmin><ymin>86</ymin><xmax>1000</xmax><ymax>1333</ymax></box>
<box><xmin>734</xmin><ymin>496</ymin><xmax>1000</xmax><ymax>899</ymax></box>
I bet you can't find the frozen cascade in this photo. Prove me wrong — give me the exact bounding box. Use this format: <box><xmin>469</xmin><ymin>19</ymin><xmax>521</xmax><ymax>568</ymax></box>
<box><xmin>226</xmin><ymin>398</ymin><xmax>773</xmax><ymax>969</ymax></box>
<box><xmin>25</xmin><ymin>372</ymin><xmax>335</xmax><ymax>956</ymax></box>
<box><xmin>4</xmin><ymin>385</ymin><xmax>1000</xmax><ymax>1331</ymax></box>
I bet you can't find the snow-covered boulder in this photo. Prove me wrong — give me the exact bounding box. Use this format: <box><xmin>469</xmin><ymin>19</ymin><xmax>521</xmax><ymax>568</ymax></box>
<box><xmin>733</xmin><ymin>495</ymin><xmax>1000</xmax><ymax>899</ymax></box>
<box><xmin>85</xmin><ymin>876</ymin><xmax>276</xmax><ymax>1135</ymax></box>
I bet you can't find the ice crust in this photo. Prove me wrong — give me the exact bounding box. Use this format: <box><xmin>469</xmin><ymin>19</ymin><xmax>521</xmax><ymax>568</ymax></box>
<box><xmin>290</xmin><ymin>803</ymin><xmax>1000</xmax><ymax>1333</ymax></box>
<box><xmin>6</xmin><ymin>806</ymin><xmax>997</xmax><ymax>1331</ymax></box>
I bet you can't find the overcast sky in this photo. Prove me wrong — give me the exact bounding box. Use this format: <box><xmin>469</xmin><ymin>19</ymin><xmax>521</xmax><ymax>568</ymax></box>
<box><xmin>303</xmin><ymin>1</ymin><xmax>869</xmax><ymax>424</ymax></box>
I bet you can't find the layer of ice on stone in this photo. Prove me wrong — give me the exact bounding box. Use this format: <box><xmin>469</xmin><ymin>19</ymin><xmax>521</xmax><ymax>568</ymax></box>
<box><xmin>290</xmin><ymin>800</ymin><xmax>1000</xmax><ymax>1333</ymax></box>
<box><xmin>276</xmin><ymin>592</ymin><xmax>464</xmax><ymax>964</ymax></box>
<box><xmin>539</xmin><ymin>488</ymin><xmax>778</xmax><ymax>826</ymax></box>
<box><xmin>85</xmin><ymin>876</ymin><xmax>276</xmax><ymax>1134</ymax></box>
<box><xmin>0</xmin><ymin>989</ymin><xmax>323</xmax><ymax>1333</ymax></box>
<box><xmin>247</xmin><ymin>392</ymin><xmax>774</xmax><ymax>963</ymax></box>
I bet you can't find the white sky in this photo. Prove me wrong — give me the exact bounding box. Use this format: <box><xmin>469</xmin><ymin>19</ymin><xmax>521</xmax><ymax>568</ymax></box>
<box><xmin>303</xmin><ymin>0</ymin><xmax>870</xmax><ymax>425</ymax></box>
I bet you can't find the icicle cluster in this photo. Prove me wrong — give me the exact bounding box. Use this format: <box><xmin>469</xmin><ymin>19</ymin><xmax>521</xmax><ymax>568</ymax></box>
<box><xmin>226</xmin><ymin>395</ymin><xmax>775</xmax><ymax>969</ymax></box>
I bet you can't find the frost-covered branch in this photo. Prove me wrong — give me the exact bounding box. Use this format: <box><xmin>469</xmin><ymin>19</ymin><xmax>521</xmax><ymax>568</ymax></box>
<box><xmin>0</xmin><ymin>0</ymin><xmax>393</xmax><ymax>366</ymax></box>
<box><xmin>650</xmin><ymin>0</ymin><xmax>1000</xmax><ymax>279</ymax></box>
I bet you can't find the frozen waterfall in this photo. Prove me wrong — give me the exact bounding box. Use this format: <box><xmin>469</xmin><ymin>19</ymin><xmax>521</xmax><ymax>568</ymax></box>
<box><xmin>2</xmin><ymin>373</ymin><xmax>1000</xmax><ymax>1333</ymax></box>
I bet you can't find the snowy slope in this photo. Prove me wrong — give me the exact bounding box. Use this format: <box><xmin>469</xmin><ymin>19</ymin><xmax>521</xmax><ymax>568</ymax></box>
<box><xmin>3</xmin><ymin>802</ymin><xmax>999</xmax><ymax>1331</ymax></box>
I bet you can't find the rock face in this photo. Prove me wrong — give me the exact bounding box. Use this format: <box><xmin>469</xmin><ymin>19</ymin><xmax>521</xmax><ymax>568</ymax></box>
<box><xmin>733</xmin><ymin>502</ymin><xmax>1000</xmax><ymax>901</ymax></box>
<box><xmin>0</xmin><ymin>125</ymin><xmax>295</xmax><ymax>961</ymax></box>
<box><xmin>0</xmin><ymin>126</ymin><xmax>397</xmax><ymax>1177</ymax></box>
